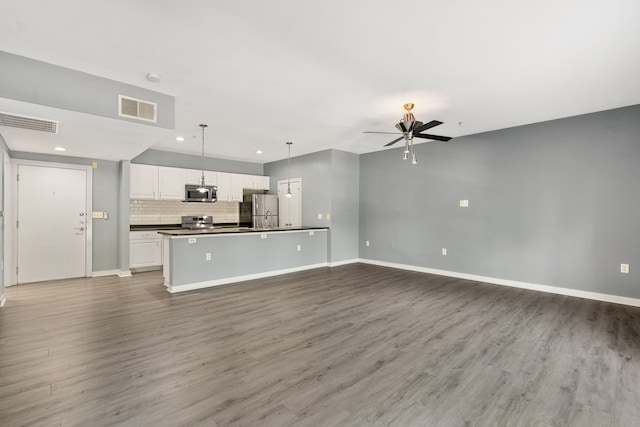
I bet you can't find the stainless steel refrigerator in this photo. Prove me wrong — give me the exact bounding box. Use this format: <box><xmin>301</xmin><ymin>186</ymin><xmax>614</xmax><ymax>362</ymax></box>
<box><xmin>250</xmin><ymin>194</ymin><xmax>278</xmax><ymax>228</ymax></box>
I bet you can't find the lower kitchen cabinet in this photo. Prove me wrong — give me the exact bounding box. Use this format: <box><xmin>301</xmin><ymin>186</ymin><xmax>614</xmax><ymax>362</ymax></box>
<box><xmin>130</xmin><ymin>231</ymin><xmax>162</xmax><ymax>268</ymax></box>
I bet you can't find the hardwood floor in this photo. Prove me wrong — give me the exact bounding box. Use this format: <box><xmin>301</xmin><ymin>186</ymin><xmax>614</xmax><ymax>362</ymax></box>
<box><xmin>1</xmin><ymin>264</ymin><xmax>639</xmax><ymax>426</ymax></box>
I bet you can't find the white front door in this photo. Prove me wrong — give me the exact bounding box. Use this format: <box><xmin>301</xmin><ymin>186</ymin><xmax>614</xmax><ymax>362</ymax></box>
<box><xmin>17</xmin><ymin>164</ymin><xmax>90</xmax><ymax>283</ymax></box>
<box><xmin>277</xmin><ymin>178</ymin><xmax>302</xmax><ymax>227</ymax></box>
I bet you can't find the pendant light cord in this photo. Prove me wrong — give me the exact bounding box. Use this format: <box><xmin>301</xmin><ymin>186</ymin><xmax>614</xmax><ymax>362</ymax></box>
<box><xmin>199</xmin><ymin>124</ymin><xmax>208</xmax><ymax>189</ymax></box>
<box><xmin>286</xmin><ymin>141</ymin><xmax>293</xmax><ymax>197</ymax></box>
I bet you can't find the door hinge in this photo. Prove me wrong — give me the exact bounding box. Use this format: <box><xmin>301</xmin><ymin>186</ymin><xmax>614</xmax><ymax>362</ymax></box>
<box><xmin>16</xmin><ymin>174</ymin><xmax>19</xmax><ymax>182</ymax></box>
<box><xmin>16</xmin><ymin>220</ymin><xmax>19</xmax><ymax>229</ymax></box>
<box><xmin>16</xmin><ymin>266</ymin><xmax>19</xmax><ymax>275</ymax></box>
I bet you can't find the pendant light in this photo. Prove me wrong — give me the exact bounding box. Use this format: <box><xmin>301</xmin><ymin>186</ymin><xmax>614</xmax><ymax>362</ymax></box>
<box><xmin>286</xmin><ymin>141</ymin><xmax>293</xmax><ymax>198</ymax></box>
<box><xmin>197</xmin><ymin>124</ymin><xmax>208</xmax><ymax>192</ymax></box>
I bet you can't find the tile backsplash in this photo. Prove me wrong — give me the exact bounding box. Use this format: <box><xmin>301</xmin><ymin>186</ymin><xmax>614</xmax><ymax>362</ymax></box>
<box><xmin>130</xmin><ymin>199</ymin><xmax>239</xmax><ymax>225</ymax></box>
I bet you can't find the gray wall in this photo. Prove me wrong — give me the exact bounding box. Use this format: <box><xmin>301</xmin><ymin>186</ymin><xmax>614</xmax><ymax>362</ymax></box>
<box><xmin>330</xmin><ymin>150</ymin><xmax>360</xmax><ymax>262</ymax></box>
<box><xmin>11</xmin><ymin>152</ymin><xmax>120</xmax><ymax>272</ymax></box>
<box><xmin>359</xmin><ymin>104</ymin><xmax>640</xmax><ymax>299</ymax></box>
<box><xmin>0</xmin><ymin>51</ymin><xmax>175</xmax><ymax>129</ymax></box>
<box><xmin>264</xmin><ymin>149</ymin><xmax>360</xmax><ymax>263</ymax></box>
<box><xmin>168</xmin><ymin>230</ymin><xmax>328</xmax><ymax>288</ymax></box>
<box><xmin>265</xmin><ymin>149</ymin><xmax>332</xmax><ymax>227</ymax></box>
<box><xmin>132</xmin><ymin>149</ymin><xmax>263</xmax><ymax>175</ymax></box>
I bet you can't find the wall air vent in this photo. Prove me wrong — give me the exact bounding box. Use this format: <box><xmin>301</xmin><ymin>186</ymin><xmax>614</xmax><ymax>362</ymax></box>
<box><xmin>0</xmin><ymin>112</ymin><xmax>59</xmax><ymax>133</ymax></box>
<box><xmin>118</xmin><ymin>95</ymin><xmax>157</xmax><ymax>123</ymax></box>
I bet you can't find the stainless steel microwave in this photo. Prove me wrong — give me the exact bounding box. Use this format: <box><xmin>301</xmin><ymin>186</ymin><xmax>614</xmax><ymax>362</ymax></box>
<box><xmin>184</xmin><ymin>184</ymin><xmax>217</xmax><ymax>202</ymax></box>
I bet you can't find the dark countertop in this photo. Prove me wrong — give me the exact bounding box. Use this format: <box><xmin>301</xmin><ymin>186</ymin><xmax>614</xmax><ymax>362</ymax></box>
<box><xmin>130</xmin><ymin>223</ymin><xmax>240</xmax><ymax>232</ymax></box>
<box><xmin>157</xmin><ymin>226</ymin><xmax>328</xmax><ymax>236</ymax></box>
<box><xmin>130</xmin><ymin>224</ymin><xmax>182</xmax><ymax>231</ymax></box>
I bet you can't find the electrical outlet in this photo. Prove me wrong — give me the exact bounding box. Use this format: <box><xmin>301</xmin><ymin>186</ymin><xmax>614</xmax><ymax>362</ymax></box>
<box><xmin>188</xmin><ymin>238</ymin><xmax>197</xmax><ymax>244</ymax></box>
<box><xmin>103</xmin><ymin>211</ymin><xmax>109</xmax><ymax>220</ymax></box>
<box><xmin>326</xmin><ymin>214</ymin><xmax>331</xmax><ymax>220</ymax></box>
<box><xmin>459</xmin><ymin>200</ymin><xmax>469</xmax><ymax>207</ymax></box>
<box><xmin>442</xmin><ymin>248</ymin><xmax>447</xmax><ymax>256</ymax></box>
<box><xmin>366</xmin><ymin>240</ymin><xmax>370</xmax><ymax>247</ymax></box>
<box><xmin>309</xmin><ymin>231</ymin><xmax>314</xmax><ymax>236</ymax></box>
<box><xmin>261</xmin><ymin>233</ymin><xmax>267</xmax><ymax>239</ymax></box>
<box><xmin>206</xmin><ymin>253</ymin><xmax>211</xmax><ymax>261</ymax></box>
<box><xmin>621</xmin><ymin>263</ymin><xmax>629</xmax><ymax>274</ymax></box>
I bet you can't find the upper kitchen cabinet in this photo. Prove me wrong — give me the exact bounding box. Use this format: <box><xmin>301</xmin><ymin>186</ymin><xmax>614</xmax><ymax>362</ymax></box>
<box><xmin>217</xmin><ymin>172</ymin><xmax>243</xmax><ymax>202</ymax></box>
<box><xmin>158</xmin><ymin>167</ymin><xmax>187</xmax><ymax>200</ymax></box>
<box><xmin>242</xmin><ymin>174</ymin><xmax>270</xmax><ymax>190</ymax></box>
<box><xmin>130</xmin><ymin>164</ymin><xmax>158</xmax><ymax>200</ymax></box>
<box><xmin>186</xmin><ymin>169</ymin><xmax>218</xmax><ymax>187</ymax></box>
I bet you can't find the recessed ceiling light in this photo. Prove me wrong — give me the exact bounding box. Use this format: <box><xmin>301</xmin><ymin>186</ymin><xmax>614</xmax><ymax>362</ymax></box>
<box><xmin>54</xmin><ymin>146</ymin><xmax>66</xmax><ymax>151</ymax></box>
<box><xmin>176</xmin><ymin>136</ymin><xmax>185</xmax><ymax>142</ymax></box>
<box><xmin>256</xmin><ymin>150</ymin><xmax>263</xmax><ymax>154</ymax></box>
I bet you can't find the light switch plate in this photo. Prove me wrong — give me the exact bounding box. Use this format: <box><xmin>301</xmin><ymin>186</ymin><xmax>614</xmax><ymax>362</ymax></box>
<box><xmin>92</xmin><ymin>211</ymin><xmax>103</xmax><ymax>219</ymax></box>
<box><xmin>621</xmin><ymin>263</ymin><xmax>629</xmax><ymax>274</ymax></box>
<box><xmin>188</xmin><ymin>238</ymin><xmax>197</xmax><ymax>244</ymax></box>
<box><xmin>459</xmin><ymin>200</ymin><xmax>469</xmax><ymax>207</ymax></box>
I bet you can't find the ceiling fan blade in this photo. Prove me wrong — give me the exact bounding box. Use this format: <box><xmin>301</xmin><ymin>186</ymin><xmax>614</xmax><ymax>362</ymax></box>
<box><xmin>363</xmin><ymin>131</ymin><xmax>402</xmax><ymax>135</ymax></box>
<box><xmin>384</xmin><ymin>136</ymin><xmax>405</xmax><ymax>147</ymax></box>
<box><xmin>413</xmin><ymin>120</ymin><xmax>443</xmax><ymax>134</ymax></box>
<box><xmin>414</xmin><ymin>133</ymin><xmax>452</xmax><ymax>142</ymax></box>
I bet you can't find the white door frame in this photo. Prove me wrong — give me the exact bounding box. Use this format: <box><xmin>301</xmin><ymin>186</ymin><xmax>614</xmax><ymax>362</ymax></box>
<box><xmin>10</xmin><ymin>159</ymin><xmax>93</xmax><ymax>285</ymax></box>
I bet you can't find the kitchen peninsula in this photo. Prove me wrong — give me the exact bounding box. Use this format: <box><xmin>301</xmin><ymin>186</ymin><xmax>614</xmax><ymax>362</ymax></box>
<box><xmin>158</xmin><ymin>227</ymin><xmax>328</xmax><ymax>293</ymax></box>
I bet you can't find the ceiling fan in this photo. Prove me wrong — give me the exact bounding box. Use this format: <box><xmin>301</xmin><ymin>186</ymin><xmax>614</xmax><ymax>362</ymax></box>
<box><xmin>364</xmin><ymin>103</ymin><xmax>452</xmax><ymax>164</ymax></box>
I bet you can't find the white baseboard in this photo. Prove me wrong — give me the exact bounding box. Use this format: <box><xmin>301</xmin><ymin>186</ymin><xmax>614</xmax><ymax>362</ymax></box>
<box><xmin>328</xmin><ymin>258</ymin><xmax>360</xmax><ymax>267</ymax></box>
<box><xmin>118</xmin><ymin>270</ymin><xmax>132</xmax><ymax>278</ymax></box>
<box><xmin>167</xmin><ymin>262</ymin><xmax>329</xmax><ymax>293</ymax></box>
<box><xmin>92</xmin><ymin>269</ymin><xmax>120</xmax><ymax>277</ymax></box>
<box><xmin>359</xmin><ymin>258</ymin><xmax>640</xmax><ymax>308</ymax></box>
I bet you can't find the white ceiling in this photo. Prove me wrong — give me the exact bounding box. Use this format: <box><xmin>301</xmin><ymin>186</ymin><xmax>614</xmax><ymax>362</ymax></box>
<box><xmin>1</xmin><ymin>0</ymin><xmax>639</xmax><ymax>163</ymax></box>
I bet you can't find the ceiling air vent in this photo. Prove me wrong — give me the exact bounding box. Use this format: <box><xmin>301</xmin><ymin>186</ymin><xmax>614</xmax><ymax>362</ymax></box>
<box><xmin>118</xmin><ymin>95</ymin><xmax>157</xmax><ymax>123</ymax></box>
<box><xmin>0</xmin><ymin>112</ymin><xmax>59</xmax><ymax>133</ymax></box>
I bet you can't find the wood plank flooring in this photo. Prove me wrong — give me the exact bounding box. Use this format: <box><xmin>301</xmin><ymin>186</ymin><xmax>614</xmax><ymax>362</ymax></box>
<box><xmin>1</xmin><ymin>264</ymin><xmax>639</xmax><ymax>426</ymax></box>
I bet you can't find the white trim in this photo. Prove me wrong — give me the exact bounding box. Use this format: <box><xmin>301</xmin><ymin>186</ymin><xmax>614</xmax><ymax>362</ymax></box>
<box><xmin>359</xmin><ymin>259</ymin><xmax>640</xmax><ymax>308</ymax></box>
<box><xmin>118</xmin><ymin>94</ymin><xmax>157</xmax><ymax>123</ymax></box>
<box><xmin>91</xmin><ymin>269</ymin><xmax>120</xmax><ymax>277</ymax></box>
<box><xmin>167</xmin><ymin>262</ymin><xmax>328</xmax><ymax>293</ymax></box>
<box><xmin>328</xmin><ymin>258</ymin><xmax>360</xmax><ymax>267</ymax></box>
<box><xmin>0</xmin><ymin>294</ymin><xmax>5</xmax><ymax>307</ymax></box>
<box><xmin>118</xmin><ymin>270</ymin><xmax>132</xmax><ymax>278</ymax></box>
<box><xmin>11</xmin><ymin>159</ymin><xmax>93</xmax><ymax>284</ymax></box>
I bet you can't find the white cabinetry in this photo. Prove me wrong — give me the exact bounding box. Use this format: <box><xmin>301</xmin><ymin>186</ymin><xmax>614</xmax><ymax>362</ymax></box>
<box><xmin>242</xmin><ymin>174</ymin><xmax>270</xmax><ymax>190</ymax></box>
<box><xmin>130</xmin><ymin>164</ymin><xmax>268</xmax><ymax>201</ymax></box>
<box><xmin>216</xmin><ymin>172</ymin><xmax>231</xmax><ymax>201</ymax></box>
<box><xmin>158</xmin><ymin>167</ymin><xmax>186</xmax><ymax>200</ymax></box>
<box><xmin>130</xmin><ymin>164</ymin><xmax>158</xmax><ymax>200</ymax></box>
<box><xmin>216</xmin><ymin>173</ymin><xmax>243</xmax><ymax>202</ymax></box>
<box><xmin>130</xmin><ymin>231</ymin><xmax>162</xmax><ymax>268</ymax></box>
<box><xmin>186</xmin><ymin>169</ymin><xmax>217</xmax><ymax>187</ymax></box>
<box><xmin>230</xmin><ymin>174</ymin><xmax>243</xmax><ymax>202</ymax></box>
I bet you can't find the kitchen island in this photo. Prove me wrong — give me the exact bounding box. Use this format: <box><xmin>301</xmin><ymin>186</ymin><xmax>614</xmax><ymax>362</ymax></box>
<box><xmin>158</xmin><ymin>227</ymin><xmax>329</xmax><ymax>293</ymax></box>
